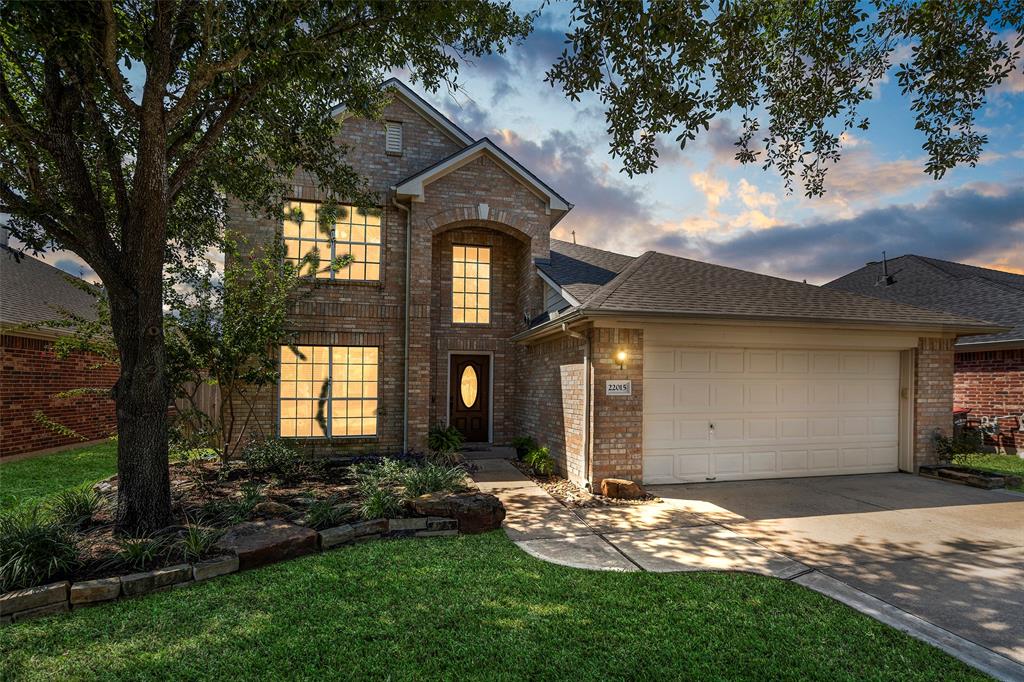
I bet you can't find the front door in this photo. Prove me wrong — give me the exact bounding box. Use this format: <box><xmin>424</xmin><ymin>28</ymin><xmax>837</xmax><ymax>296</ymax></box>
<box><xmin>450</xmin><ymin>354</ymin><xmax>490</xmax><ymax>442</ymax></box>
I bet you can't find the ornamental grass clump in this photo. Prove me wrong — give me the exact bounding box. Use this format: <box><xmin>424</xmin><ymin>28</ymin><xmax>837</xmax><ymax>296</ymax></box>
<box><xmin>49</xmin><ymin>484</ymin><xmax>105</xmax><ymax>530</ymax></box>
<box><xmin>0</xmin><ymin>507</ymin><xmax>79</xmax><ymax>591</ymax></box>
<box><xmin>400</xmin><ymin>463</ymin><xmax>467</xmax><ymax>499</ymax></box>
<box><xmin>304</xmin><ymin>495</ymin><xmax>355</xmax><ymax>530</ymax></box>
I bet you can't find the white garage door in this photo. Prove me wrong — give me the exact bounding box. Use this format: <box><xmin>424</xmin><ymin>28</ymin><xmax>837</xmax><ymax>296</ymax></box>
<box><xmin>643</xmin><ymin>347</ymin><xmax>901</xmax><ymax>484</ymax></box>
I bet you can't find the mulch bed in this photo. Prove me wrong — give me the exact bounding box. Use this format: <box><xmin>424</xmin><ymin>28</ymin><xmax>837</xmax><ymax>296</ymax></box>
<box><xmin>62</xmin><ymin>458</ymin><xmax>370</xmax><ymax>584</ymax></box>
<box><xmin>510</xmin><ymin>459</ymin><xmax>659</xmax><ymax>508</ymax></box>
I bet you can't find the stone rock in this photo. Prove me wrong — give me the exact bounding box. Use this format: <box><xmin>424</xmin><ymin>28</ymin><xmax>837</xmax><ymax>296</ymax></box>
<box><xmin>252</xmin><ymin>500</ymin><xmax>297</xmax><ymax>518</ymax></box>
<box><xmin>289</xmin><ymin>496</ymin><xmax>316</xmax><ymax>509</ymax></box>
<box><xmin>388</xmin><ymin>517</ymin><xmax>427</xmax><ymax>532</ymax></box>
<box><xmin>410</xmin><ymin>492</ymin><xmax>504</xmax><ymax>534</ymax></box>
<box><xmin>600</xmin><ymin>478</ymin><xmax>645</xmax><ymax>500</ymax></box>
<box><xmin>352</xmin><ymin>519</ymin><xmax>388</xmax><ymax>537</ymax></box>
<box><xmin>121</xmin><ymin>564</ymin><xmax>192</xmax><ymax>597</ymax></box>
<box><xmin>192</xmin><ymin>555</ymin><xmax>239</xmax><ymax>581</ymax></box>
<box><xmin>12</xmin><ymin>601</ymin><xmax>69</xmax><ymax>622</ymax></box>
<box><xmin>213</xmin><ymin>519</ymin><xmax>318</xmax><ymax>570</ymax></box>
<box><xmin>415</xmin><ymin>529</ymin><xmax>458</xmax><ymax>538</ymax></box>
<box><xmin>426</xmin><ymin>517</ymin><xmax>458</xmax><ymax>531</ymax></box>
<box><xmin>319</xmin><ymin>524</ymin><xmax>355</xmax><ymax>549</ymax></box>
<box><xmin>0</xmin><ymin>581</ymin><xmax>69</xmax><ymax>616</ymax></box>
<box><xmin>92</xmin><ymin>476</ymin><xmax>117</xmax><ymax>494</ymax></box>
<box><xmin>70</xmin><ymin>577</ymin><xmax>121</xmax><ymax>605</ymax></box>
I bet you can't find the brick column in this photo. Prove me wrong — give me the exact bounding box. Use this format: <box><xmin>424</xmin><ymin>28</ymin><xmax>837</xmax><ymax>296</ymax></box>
<box><xmin>913</xmin><ymin>336</ymin><xmax>955</xmax><ymax>468</ymax></box>
<box><xmin>589</xmin><ymin>328</ymin><xmax>644</xmax><ymax>486</ymax></box>
<box><xmin>405</xmin><ymin>209</ymin><xmax>434</xmax><ymax>450</ymax></box>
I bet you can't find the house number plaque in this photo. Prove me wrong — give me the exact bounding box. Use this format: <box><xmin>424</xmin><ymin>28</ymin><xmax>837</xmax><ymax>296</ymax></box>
<box><xmin>606</xmin><ymin>380</ymin><xmax>632</xmax><ymax>396</ymax></box>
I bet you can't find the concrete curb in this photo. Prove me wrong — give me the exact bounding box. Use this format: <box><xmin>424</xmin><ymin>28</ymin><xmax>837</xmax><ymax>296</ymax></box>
<box><xmin>793</xmin><ymin>571</ymin><xmax>1024</xmax><ymax>682</ymax></box>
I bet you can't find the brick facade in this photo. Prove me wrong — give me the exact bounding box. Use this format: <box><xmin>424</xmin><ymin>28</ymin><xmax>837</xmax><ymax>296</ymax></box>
<box><xmin>913</xmin><ymin>337</ymin><xmax>956</xmax><ymax>467</ymax></box>
<box><xmin>230</xmin><ymin>90</ymin><xmax>553</xmax><ymax>454</ymax></box>
<box><xmin>954</xmin><ymin>348</ymin><xmax>1023</xmax><ymax>453</ymax></box>
<box><xmin>589</xmin><ymin>328</ymin><xmax>644</xmax><ymax>485</ymax></box>
<box><xmin>1</xmin><ymin>335</ymin><xmax>118</xmax><ymax>457</ymax></box>
<box><xmin>516</xmin><ymin>333</ymin><xmax>587</xmax><ymax>483</ymax></box>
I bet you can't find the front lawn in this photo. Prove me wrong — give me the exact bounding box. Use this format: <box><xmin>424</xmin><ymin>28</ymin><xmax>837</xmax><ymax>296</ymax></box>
<box><xmin>0</xmin><ymin>531</ymin><xmax>984</xmax><ymax>681</ymax></box>
<box><xmin>0</xmin><ymin>441</ymin><xmax>118</xmax><ymax>512</ymax></box>
<box><xmin>953</xmin><ymin>452</ymin><xmax>1024</xmax><ymax>492</ymax></box>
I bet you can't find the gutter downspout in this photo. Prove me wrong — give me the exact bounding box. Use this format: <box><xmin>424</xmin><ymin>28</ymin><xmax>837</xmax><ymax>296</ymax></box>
<box><xmin>391</xmin><ymin>193</ymin><xmax>411</xmax><ymax>452</ymax></box>
<box><xmin>561</xmin><ymin>322</ymin><xmax>591</xmax><ymax>490</ymax></box>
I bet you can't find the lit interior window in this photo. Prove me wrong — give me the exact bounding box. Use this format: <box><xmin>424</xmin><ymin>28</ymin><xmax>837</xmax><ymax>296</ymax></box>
<box><xmin>452</xmin><ymin>245</ymin><xmax>491</xmax><ymax>324</ymax></box>
<box><xmin>279</xmin><ymin>345</ymin><xmax>378</xmax><ymax>438</ymax></box>
<box><xmin>282</xmin><ymin>200</ymin><xmax>382</xmax><ymax>281</ymax></box>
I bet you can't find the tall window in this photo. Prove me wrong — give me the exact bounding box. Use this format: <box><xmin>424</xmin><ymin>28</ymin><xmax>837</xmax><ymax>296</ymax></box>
<box><xmin>279</xmin><ymin>345</ymin><xmax>379</xmax><ymax>438</ymax></box>
<box><xmin>283</xmin><ymin>200</ymin><xmax>382</xmax><ymax>281</ymax></box>
<box><xmin>452</xmin><ymin>245</ymin><xmax>491</xmax><ymax>324</ymax></box>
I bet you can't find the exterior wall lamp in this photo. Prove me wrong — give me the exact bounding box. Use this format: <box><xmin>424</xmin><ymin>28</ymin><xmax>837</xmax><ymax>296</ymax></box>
<box><xmin>615</xmin><ymin>349</ymin><xmax>627</xmax><ymax>369</ymax></box>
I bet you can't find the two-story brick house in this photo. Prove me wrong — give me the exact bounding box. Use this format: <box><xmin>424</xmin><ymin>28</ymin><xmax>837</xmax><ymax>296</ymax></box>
<box><xmin>230</xmin><ymin>79</ymin><xmax>1003</xmax><ymax>491</ymax></box>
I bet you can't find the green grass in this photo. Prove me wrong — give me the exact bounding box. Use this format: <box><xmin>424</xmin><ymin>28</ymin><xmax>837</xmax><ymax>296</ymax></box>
<box><xmin>953</xmin><ymin>452</ymin><xmax>1024</xmax><ymax>492</ymax></box>
<box><xmin>0</xmin><ymin>532</ymin><xmax>985</xmax><ymax>681</ymax></box>
<box><xmin>0</xmin><ymin>441</ymin><xmax>118</xmax><ymax>512</ymax></box>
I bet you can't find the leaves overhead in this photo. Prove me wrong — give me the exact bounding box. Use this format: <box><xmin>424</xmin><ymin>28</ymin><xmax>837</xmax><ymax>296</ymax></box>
<box><xmin>547</xmin><ymin>0</ymin><xmax>1022</xmax><ymax>196</ymax></box>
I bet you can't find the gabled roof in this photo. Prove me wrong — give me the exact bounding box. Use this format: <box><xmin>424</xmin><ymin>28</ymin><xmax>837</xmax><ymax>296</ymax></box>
<box><xmin>826</xmin><ymin>255</ymin><xmax>1024</xmax><ymax>346</ymax></box>
<box><xmin>537</xmin><ymin>239</ymin><xmax>636</xmax><ymax>303</ymax></box>
<box><xmin>1</xmin><ymin>247</ymin><xmax>100</xmax><ymax>336</ymax></box>
<box><xmin>530</xmin><ymin>244</ymin><xmax>1004</xmax><ymax>336</ymax></box>
<box><xmin>330</xmin><ymin>77</ymin><xmax>474</xmax><ymax>147</ymax></box>
<box><xmin>393</xmin><ymin>138</ymin><xmax>572</xmax><ymax>213</ymax></box>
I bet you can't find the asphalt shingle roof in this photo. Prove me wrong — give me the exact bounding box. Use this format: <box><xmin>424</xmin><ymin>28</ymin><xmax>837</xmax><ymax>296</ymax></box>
<box><xmin>540</xmin><ymin>239</ymin><xmax>636</xmax><ymax>302</ymax></box>
<box><xmin>825</xmin><ymin>255</ymin><xmax>1024</xmax><ymax>345</ymax></box>
<box><xmin>1</xmin><ymin>247</ymin><xmax>100</xmax><ymax>333</ymax></box>
<box><xmin>537</xmin><ymin>243</ymin><xmax>1000</xmax><ymax>333</ymax></box>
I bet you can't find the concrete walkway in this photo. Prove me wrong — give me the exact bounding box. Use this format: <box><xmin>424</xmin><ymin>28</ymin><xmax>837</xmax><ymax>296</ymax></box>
<box><xmin>468</xmin><ymin>457</ymin><xmax>1024</xmax><ymax>682</ymax></box>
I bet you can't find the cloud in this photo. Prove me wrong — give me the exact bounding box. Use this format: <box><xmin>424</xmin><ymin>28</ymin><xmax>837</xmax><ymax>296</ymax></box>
<box><xmin>690</xmin><ymin>171</ymin><xmax>729</xmax><ymax>211</ymax></box>
<box><xmin>703</xmin><ymin>183</ymin><xmax>1024</xmax><ymax>283</ymax></box>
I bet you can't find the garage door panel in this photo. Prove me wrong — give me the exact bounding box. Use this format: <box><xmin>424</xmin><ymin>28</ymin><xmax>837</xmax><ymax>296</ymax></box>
<box><xmin>678</xmin><ymin>350</ymin><xmax>711</xmax><ymax>372</ymax></box>
<box><xmin>644</xmin><ymin>345</ymin><xmax>901</xmax><ymax>483</ymax></box>
<box><xmin>712</xmin><ymin>383</ymin><xmax>744</xmax><ymax>409</ymax></box>
<box><xmin>715</xmin><ymin>351</ymin><xmax>745</xmax><ymax>372</ymax></box>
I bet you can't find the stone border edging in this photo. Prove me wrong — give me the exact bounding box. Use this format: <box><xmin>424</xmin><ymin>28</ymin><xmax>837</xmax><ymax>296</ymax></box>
<box><xmin>0</xmin><ymin>515</ymin><xmax>460</xmax><ymax>625</ymax></box>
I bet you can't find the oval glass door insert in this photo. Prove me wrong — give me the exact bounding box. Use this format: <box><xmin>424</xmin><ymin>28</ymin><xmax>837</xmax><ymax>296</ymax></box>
<box><xmin>460</xmin><ymin>365</ymin><xmax>478</xmax><ymax>408</ymax></box>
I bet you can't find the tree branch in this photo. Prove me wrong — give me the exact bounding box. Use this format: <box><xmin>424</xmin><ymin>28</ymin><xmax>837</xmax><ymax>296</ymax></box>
<box><xmin>99</xmin><ymin>0</ymin><xmax>140</xmax><ymax>116</ymax></box>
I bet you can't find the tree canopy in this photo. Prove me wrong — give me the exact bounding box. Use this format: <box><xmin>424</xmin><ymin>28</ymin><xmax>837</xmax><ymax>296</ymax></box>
<box><xmin>547</xmin><ymin>0</ymin><xmax>1022</xmax><ymax>195</ymax></box>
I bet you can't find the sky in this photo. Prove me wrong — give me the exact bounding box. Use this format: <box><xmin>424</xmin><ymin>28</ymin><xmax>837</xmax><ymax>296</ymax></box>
<box><xmin>411</xmin><ymin>2</ymin><xmax>1024</xmax><ymax>284</ymax></box>
<box><xmin>14</xmin><ymin>1</ymin><xmax>1024</xmax><ymax>286</ymax></box>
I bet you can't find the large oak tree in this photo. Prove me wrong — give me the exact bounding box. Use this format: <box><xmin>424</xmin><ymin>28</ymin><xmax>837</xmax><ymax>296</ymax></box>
<box><xmin>0</xmin><ymin>0</ymin><xmax>529</xmax><ymax>534</ymax></box>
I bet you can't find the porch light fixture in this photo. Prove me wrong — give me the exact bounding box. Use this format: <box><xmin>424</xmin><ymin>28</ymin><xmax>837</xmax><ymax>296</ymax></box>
<box><xmin>615</xmin><ymin>350</ymin><xmax>627</xmax><ymax>369</ymax></box>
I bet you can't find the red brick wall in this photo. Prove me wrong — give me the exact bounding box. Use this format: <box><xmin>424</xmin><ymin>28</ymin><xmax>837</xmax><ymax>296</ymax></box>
<box><xmin>0</xmin><ymin>334</ymin><xmax>117</xmax><ymax>457</ymax></box>
<box><xmin>914</xmin><ymin>337</ymin><xmax>955</xmax><ymax>467</ymax></box>
<box><xmin>589</xmin><ymin>328</ymin><xmax>644</xmax><ymax>486</ymax></box>
<box><xmin>516</xmin><ymin>332</ymin><xmax>587</xmax><ymax>482</ymax></box>
<box><xmin>954</xmin><ymin>348</ymin><xmax>1023</xmax><ymax>453</ymax></box>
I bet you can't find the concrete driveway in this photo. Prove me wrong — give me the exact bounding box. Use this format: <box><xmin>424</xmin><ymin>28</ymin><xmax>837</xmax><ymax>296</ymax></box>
<box><xmin>647</xmin><ymin>474</ymin><xmax>1024</xmax><ymax>666</ymax></box>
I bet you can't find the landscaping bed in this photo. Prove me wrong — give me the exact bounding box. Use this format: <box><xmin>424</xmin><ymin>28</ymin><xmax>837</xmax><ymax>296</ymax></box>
<box><xmin>0</xmin><ymin>441</ymin><xmax>502</xmax><ymax>613</ymax></box>
<box><xmin>509</xmin><ymin>459</ymin><xmax>659</xmax><ymax>508</ymax></box>
<box><xmin>919</xmin><ymin>463</ymin><xmax>1023</xmax><ymax>490</ymax></box>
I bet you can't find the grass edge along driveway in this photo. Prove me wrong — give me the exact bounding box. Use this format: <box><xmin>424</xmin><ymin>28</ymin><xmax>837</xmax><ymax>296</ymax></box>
<box><xmin>0</xmin><ymin>531</ymin><xmax>986</xmax><ymax>681</ymax></box>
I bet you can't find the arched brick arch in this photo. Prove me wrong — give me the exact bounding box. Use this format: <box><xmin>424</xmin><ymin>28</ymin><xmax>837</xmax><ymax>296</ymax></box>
<box><xmin>423</xmin><ymin>206</ymin><xmax>548</xmax><ymax>257</ymax></box>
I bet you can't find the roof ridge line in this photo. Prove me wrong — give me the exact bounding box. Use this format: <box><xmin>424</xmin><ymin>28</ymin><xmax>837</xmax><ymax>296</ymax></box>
<box><xmin>581</xmin><ymin>250</ymin><xmax>655</xmax><ymax>309</ymax></box>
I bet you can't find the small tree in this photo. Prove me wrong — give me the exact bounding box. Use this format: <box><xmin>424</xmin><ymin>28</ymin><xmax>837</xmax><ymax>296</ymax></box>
<box><xmin>165</xmin><ymin>233</ymin><xmax>353</xmax><ymax>462</ymax></box>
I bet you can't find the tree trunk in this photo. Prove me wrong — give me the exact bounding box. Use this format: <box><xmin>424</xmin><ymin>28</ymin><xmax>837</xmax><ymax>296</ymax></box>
<box><xmin>110</xmin><ymin>276</ymin><xmax>173</xmax><ymax>535</ymax></box>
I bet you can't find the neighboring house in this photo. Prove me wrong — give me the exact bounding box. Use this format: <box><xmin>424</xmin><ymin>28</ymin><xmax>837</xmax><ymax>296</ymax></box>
<box><xmin>0</xmin><ymin>242</ymin><xmax>117</xmax><ymax>457</ymax></box>
<box><xmin>827</xmin><ymin>256</ymin><xmax>1024</xmax><ymax>454</ymax></box>
<box><xmin>229</xmin><ymin>79</ymin><xmax>1001</xmax><ymax>489</ymax></box>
